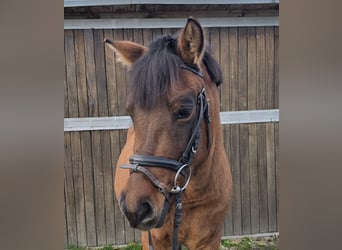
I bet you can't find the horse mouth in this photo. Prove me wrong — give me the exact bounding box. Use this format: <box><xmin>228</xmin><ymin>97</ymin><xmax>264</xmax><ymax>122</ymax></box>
<box><xmin>134</xmin><ymin>217</ymin><xmax>159</xmax><ymax>231</ymax></box>
<box><xmin>120</xmin><ymin>198</ymin><xmax>162</xmax><ymax>231</ymax></box>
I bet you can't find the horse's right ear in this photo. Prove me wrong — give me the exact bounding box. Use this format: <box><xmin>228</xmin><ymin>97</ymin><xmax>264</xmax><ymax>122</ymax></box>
<box><xmin>177</xmin><ymin>17</ymin><xmax>205</xmax><ymax>66</ymax></box>
<box><xmin>104</xmin><ymin>39</ymin><xmax>147</xmax><ymax>66</ymax></box>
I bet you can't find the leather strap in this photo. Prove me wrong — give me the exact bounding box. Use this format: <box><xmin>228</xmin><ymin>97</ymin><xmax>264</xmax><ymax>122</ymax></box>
<box><xmin>121</xmin><ymin>164</ymin><xmax>172</xmax><ymax>203</ymax></box>
<box><xmin>129</xmin><ymin>155</ymin><xmax>187</xmax><ymax>177</ymax></box>
<box><xmin>180</xmin><ymin>64</ymin><xmax>203</xmax><ymax>78</ymax></box>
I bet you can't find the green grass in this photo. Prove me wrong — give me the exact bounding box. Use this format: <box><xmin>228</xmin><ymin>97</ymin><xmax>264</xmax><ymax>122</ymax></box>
<box><xmin>221</xmin><ymin>237</ymin><xmax>253</xmax><ymax>249</ymax></box>
<box><xmin>220</xmin><ymin>236</ymin><xmax>279</xmax><ymax>250</ymax></box>
<box><xmin>66</xmin><ymin>242</ymin><xmax>142</xmax><ymax>250</ymax></box>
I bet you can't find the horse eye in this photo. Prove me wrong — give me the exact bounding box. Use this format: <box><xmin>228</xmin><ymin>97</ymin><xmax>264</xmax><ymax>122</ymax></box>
<box><xmin>176</xmin><ymin>108</ymin><xmax>192</xmax><ymax>119</ymax></box>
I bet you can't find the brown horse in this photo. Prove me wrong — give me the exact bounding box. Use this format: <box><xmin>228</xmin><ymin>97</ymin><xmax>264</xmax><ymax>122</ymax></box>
<box><xmin>105</xmin><ymin>17</ymin><xmax>232</xmax><ymax>250</ymax></box>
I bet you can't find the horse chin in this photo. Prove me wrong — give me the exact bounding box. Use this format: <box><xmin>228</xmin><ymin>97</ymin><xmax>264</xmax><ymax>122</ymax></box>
<box><xmin>134</xmin><ymin>222</ymin><xmax>155</xmax><ymax>231</ymax></box>
<box><xmin>130</xmin><ymin>215</ymin><xmax>159</xmax><ymax>231</ymax></box>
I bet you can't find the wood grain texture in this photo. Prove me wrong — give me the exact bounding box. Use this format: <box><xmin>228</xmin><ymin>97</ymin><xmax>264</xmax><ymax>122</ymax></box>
<box><xmin>265</xmin><ymin>27</ymin><xmax>277</xmax><ymax>232</ymax></box>
<box><xmin>94</xmin><ymin>29</ymin><xmax>116</xmax><ymax>245</ymax></box>
<box><xmin>274</xmin><ymin>27</ymin><xmax>279</xmax><ymax>108</ymax></box>
<box><xmin>274</xmin><ymin>123</ymin><xmax>279</xmax><ymax>230</ymax></box>
<box><xmin>112</xmin><ymin>29</ymin><xmax>128</xmax><ymax>245</ymax></box>
<box><xmin>75</xmin><ymin>29</ymin><xmax>97</xmax><ymax>246</ymax></box>
<box><xmin>64</xmin><ymin>132</ymin><xmax>77</xmax><ymax>246</ymax></box>
<box><xmin>65</xmin><ymin>30</ymin><xmax>88</xmax><ymax>246</ymax></box>
<box><xmin>64</xmin><ymin>17</ymin><xmax>279</xmax><ymax>30</ymax></box>
<box><xmin>256</xmin><ymin>27</ymin><xmax>268</xmax><ymax>233</ymax></box>
<box><xmin>247</xmin><ymin>27</ymin><xmax>260</xmax><ymax>234</ymax></box>
<box><xmin>238</xmin><ymin>27</ymin><xmax>251</xmax><ymax>235</ymax></box>
<box><xmin>84</xmin><ymin>30</ymin><xmax>99</xmax><ymax>117</ymax></box>
<box><xmin>64</xmin><ymin>0</ymin><xmax>279</xmax><ymax>7</ymax></box>
<box><xmin>219</xmin><ymin>27</ymin><xmax>233</xmax><ymax>236</ymax></box>
<box><xmin>121</xmin><ymin>28</ymin><xmax>136</xmax><ymax>244</ymax></box>
<box><xmin>229</xmin><ymin>27</ymin><xmax>242</xmax><ymax>235</ymax></box>
<box><xmin>104</xmin><ymin>28</ymin><xmax>120</xmax><ymax>244</ymax></box>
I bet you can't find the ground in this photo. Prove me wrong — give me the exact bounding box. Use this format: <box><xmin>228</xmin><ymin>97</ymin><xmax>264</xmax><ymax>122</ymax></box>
<box><xmin>66</xmin><ymin>235</ymin><xmax>279</xmax><ymax>250</ymax></box>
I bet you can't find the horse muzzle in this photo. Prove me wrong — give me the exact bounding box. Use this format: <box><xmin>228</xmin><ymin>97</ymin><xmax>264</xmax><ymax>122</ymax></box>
<box><xmin>120</xmin><ymin>192</ymin><xmax>169</xmax><ymax>231</ymax></box>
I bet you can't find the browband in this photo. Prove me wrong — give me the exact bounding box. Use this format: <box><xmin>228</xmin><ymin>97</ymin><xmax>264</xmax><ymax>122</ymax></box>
<box><xmin>180</xmin><ymin>64</ymin><xmax>203</xmax><ymax>78</ymax></box>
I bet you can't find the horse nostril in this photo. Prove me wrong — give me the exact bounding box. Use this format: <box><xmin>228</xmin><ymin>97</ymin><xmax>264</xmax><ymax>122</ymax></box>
<box><xmin>137</xmin><ymin>200</ymin><xmax>154</xmax><ymax>223</ymax></box>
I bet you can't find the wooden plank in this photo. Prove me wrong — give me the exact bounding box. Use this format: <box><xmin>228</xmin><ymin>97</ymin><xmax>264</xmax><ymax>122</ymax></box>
<box><xmin>274</xmin><ymin>122</ymin><xmax>279</xmax><ymax>231</ymax></box>
<box><xmin>104</xmin><ymin>29</ymin><xmax>120</xmax><ymax>245</ymax></box>
<box><xmin>83</xmin><ymin>29</ymin><xmax>99</xmax><ymax>117</ymax></box>
<box><xmin>74</xmin><ymin>30</ymin><xmax>88</xmax><ymax>118</ymax></box>
<box><xmin>102</xmin><ymin>130</ymin><xmax>116</xmax><ymax>245</ymax></box>
<box><xmin>112</xmin><ymin>29</ymin><xmax>127</xmax><ymax>245</ymax></box>
<box><xmin>64</xmin><ymin>40</ymin><xmax>74</xmax><ymax>247</ymax></box>
<box><xmin>64</xmin><ymin>53</ymin><xmax>69</xmax><ymax>118</ymax></box>
<box><xmin>75</xmin><ymin>29</ymin><xmax>97</xmax><ymax>246</ymax></box>
<box><xmin>104</xmin><ymin>29</ymin><xmax>118</xmax><ymax>117</ymax></box>
<box><xmin>64</xmin><ymin>110</ymin><xmax>279</xmax><ymax>132</ymax></box>
<box><xmin>247</xmin><ymin>27</ymin><xmax>260</xmax><ymax>234</ymax></box>
<box><xmin>266</xmin><ymin>123</ymin><xmax>277</xmax><ymax>232</ymax></box>
<box><xmin>64</xmin><ymin>187</ymin><xmax>68</xmax><ymax>247</ymax></box>
<box><xmin>94</xmin><ymin>30</ymin><xmax>116</xmax><ymax>244</ymax></box>
<box><xmin>248</xmin><ymin>123</ymin><xmax>259</xmax><ymax>233</ymax></box>
<box><xmin>67</xmin><ymin>9</ymin><xmax>279</xmax><ymax>20</ymax></box>
<box><xmin>220</xmin><ymin>27</ymin><xmax>233</xmax><ymax>235</ymax></box>
<box><xmin>65</xmin><ymin>30</ymin><xmax>78</xmax><ymax>118</ymax></box>
<box><xmin>274</xmin><ymin>27</ymin><xmax>279</xmax><ymax>108</ymax></box>
<box><xmin>238</xmin><ymin>27</ymin><xmax>251</xmax><ymax>235</ymax></box>
<box><xmin>93</xmin><ymin>32</ymin><xmax>109</xmax><ymax>246</ymax></box>
<box><xmin>265</xmin><ymin>26</ymin><xmax>277</xmax><ymax>232</ymax></box>
<box><xmin>229</xmin><ymin>27</ymin><xmax>242</xmax><ymax>235</ymax></box>
<box><xmin>64</xmin><ymin>132</ymin><xmax>77</xmax><ymax>246</ymax></box>
<box><xmin>109</xmin><ymin>130</ymin><xmax>124</xmax><ymax>245</ymax></box>
<box><xmin>94</xmin><ymin>29</ymin><xmax>109</xmax><ymax>117</ymax></box>
<box><xmin>91</xmin><ymin>130</ymin><xmax>106</xmax><ymax>246</ymax></box>
<box><xmin>65</xmin><ymin>0</ymin><xmax>279</xmax><ymax>7</ymax></box>
<box><xmin>208</xmin><ymin>27</ymin><xmax>220</xmax><ymax>62</ymax></box>
<box><xmin>274</xmin><ymin>30</ymin><xmax>279</xmax><ymax>230</ymax></box>
<box><xmin>83</xmin><ymin>29</ymin><xmax>106</xmax><ymax>246</ymax></box>
<box><xmin>265</xmin><ymin>26</ymin><xmax>275</xmax><ymax>109</ymax></box>
<box><xmin>64</xmin><ymin>17</ymin><xmax>279</xmax><ymax>30</ymax></box>
<box><xmin>208</xmin><ymin>27</ymin><xmax>221</xmax><ymax>103</ymax></box>
<box><xmin>122</xmin><ymin>28</ymin><xmax>136</xmax><ymax>244</ymax></box>
<box><xmin>256</xmin><ymin>26</ymin><xmax>268</xmax><ymax>233</ymax></box>
<box><xmin>81</xmin><ymin>131</ymin><xmax>97</xmax><ymax>246</ymax></box>
<box><xmin>65</xmin><ymin>30</ymin><xmax>88</xmax><ymax>246</ymax></box>
<box><xmin>71</xmin><ymin>131</ymin><xmax>87</xmax><ymax>246</ymax></box>
<box><xmin>142</xmin><ymin>28</ymin><xmax>153</xmax><ymax>47</ymax></box>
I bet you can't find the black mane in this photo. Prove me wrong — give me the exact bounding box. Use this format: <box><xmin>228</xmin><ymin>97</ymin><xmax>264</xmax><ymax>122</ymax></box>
<box><xmin>128</xmin><ymin>35</ymin><xmax>222</xmax><ymax>110</ymax></box>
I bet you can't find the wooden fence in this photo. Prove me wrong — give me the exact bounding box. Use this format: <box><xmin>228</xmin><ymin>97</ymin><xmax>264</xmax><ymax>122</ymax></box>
<box><xmin>64</xmin><ymin>24</ymin><xmax>279</xmax><ymax>247</ymax></box>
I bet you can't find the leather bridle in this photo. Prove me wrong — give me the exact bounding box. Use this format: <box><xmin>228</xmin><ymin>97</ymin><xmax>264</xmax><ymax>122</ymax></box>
<box><xmin>120</xmin><ymin>64</ymin><xmax>210</xmax><ymax>250</ymax></box>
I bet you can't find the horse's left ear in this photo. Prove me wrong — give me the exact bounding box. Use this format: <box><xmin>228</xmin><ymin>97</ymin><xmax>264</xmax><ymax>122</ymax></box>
<box><xmin>177</xmin><ymin>17</ymin><xmax>205</xmax><ymax>66</ymax></box>
<box><xmin>104</xmin><ymin>38</ymin><xmax>147</xmax><ymax>66</ymax></box>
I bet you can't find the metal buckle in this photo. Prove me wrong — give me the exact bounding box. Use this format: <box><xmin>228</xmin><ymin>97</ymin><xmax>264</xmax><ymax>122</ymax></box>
<box><xmin>170</xmin><ymin>164</ymin><xmax>192</xmax><ymax>193</ymax></box>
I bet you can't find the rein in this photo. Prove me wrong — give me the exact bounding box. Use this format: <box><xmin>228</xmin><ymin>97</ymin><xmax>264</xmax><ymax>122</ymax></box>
<box><xmin>121</xmin><ymin>64</ymin><xmax>210</xmax><ymax>250</ymax></box>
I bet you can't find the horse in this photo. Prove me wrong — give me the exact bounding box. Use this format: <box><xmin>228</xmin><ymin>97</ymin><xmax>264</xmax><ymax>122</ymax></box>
<box><xmin>105</xmin><ymin>17</ymin><xmax>232</xmax><ymax>250</ymax></box>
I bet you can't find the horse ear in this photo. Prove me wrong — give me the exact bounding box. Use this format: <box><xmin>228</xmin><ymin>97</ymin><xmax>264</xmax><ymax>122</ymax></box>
<box><xmin>104</xmin><ymin>39</ymin><xmax>147</xmax><ymax>66</ymax></box>
<box><xmin>177</xmin><ymin>17</ymin><xmax>205</xmax><ymax>66</ymax></box>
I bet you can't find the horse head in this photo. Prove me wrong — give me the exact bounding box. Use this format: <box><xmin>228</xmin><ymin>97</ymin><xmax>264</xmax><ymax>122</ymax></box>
<box><xmin>105</xmin><ymin>18</ymin><xmax>227</xmax><ymax>233</ymax></box>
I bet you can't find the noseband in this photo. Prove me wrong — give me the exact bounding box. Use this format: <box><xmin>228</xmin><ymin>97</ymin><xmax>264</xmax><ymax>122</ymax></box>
<box><xmin>121</xmin><ymin>64</ymin><xmax>210</xmax><ymax>250</ymax></box>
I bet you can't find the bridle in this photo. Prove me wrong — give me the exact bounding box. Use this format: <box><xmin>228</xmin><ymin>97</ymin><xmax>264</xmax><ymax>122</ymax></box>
<box><xmin>121</xmin><ymin>64</ymin><xmax>211</xmax><ymax>250</ymax></box>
